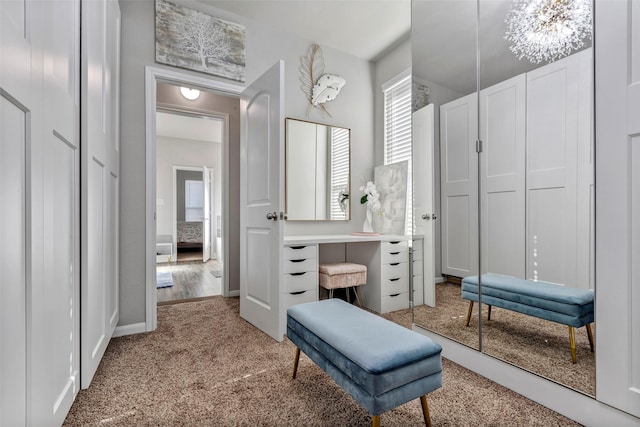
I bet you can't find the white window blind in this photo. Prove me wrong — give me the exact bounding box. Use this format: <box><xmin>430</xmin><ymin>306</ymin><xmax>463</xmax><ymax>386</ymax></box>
<box><xmin>330</xmin><ymin>127</ymin><xmax>350</xmax><ymax>220</ymax></box>
<box><xmin>383</xmin><ymin>72</ymin><xmax>412</xmax><ymax>236</ymax></box>
<box><xmin>185</xmin><ymin>179</ymin><xmax>204</xmax><ymax>222</ymax></box>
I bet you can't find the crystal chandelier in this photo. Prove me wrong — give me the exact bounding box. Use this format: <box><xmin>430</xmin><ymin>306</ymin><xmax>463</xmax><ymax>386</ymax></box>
<box><xmin>504</xmin><ymin>0</ymin><xmax>592</xmax><ymax>64</ymax></box>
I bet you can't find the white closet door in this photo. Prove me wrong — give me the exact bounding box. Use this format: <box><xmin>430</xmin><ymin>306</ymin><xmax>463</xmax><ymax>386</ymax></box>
<box><xmin>526</xmin><ymin>50</ymin><xmax>590</xmax><ymax>287</ymax></box>
<box><xmin>81</xmin><ymin>0</ymin><xmax>120</xmax><ymax>389</ymax></box>
<box><xmin>0</xmin><ymin>3</ymin><xmax>31</xmax><ymax>424</ymax></box>
<box><xmin>480</xmin><ymin>74</ymin><xmax>526</xmax><ymax>278</ymax></box>
<box><xmin>595</xmin><ymin>0</ymin><xmax>640</xmax><ymax>417</ymax></box>
<box><xmin>440</xmin><ymin>93</ymin><xmax>478</xmax><ymax>278</ymax></box>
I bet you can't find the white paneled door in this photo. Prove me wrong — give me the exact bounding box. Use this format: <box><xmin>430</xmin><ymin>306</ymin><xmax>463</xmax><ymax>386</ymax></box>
<box><xmin>440</xmin><ymin>94</ymin><xmax>478</xmax><ymax>278</ymax></box>
<box><xmin>595</xmin><ymin>0</ymin><xmax>640</xmax><ymax>418</ymax></box>
<box><xmin>203</xmin><ymin>166</ymin><xmax>211</xmax><ymax>262</ymax></box>
<box><xmin>1</xmin><ymin>0</ymin><xmax>82</xmax><ymax>424</ymax></box>
<box><xmin>81</xmin><ymin>0</ymin><xmax>121</xmax><ymax>389</ymax></box>
<box><xmin>480</xmin><ymin>74</ymin><xmax>526</xmax><ymax>278</ymax></box>
<box><xmin>413</xmin><ymin>104</ymin><xmax>436</xmax><ymax>307</ymax></box>
<box><xmin>240</xmin><ymin>61</ymin><xmax>285</xmax><ymax>341</ymax></box>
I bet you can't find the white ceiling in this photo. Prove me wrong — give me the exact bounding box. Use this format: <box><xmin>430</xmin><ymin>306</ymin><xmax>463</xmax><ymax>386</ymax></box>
<box><xmin>156</xmin><ymin>111</ymin><xmax>223</xmax><ymax>143</ymax></box>
<box><xmin>197</xmin><ymin>0</ymin><xmax>411</xmax><ymax>61</ymax></box>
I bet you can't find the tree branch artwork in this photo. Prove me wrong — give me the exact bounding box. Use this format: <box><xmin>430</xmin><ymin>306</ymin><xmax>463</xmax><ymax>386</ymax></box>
<box><xmin>299</xmin><ymin>43</ymin><xmax>346</xmax><ymax>117</ymax></box>
<box><xmin>155</xmin><ymin>0</ymin><xmax>246</xmax><ymax>82</ymax></box>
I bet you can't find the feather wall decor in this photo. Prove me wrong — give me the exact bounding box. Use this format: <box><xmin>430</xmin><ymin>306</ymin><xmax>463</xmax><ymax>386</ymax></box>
<box><xmin>299</xmin><ymin>43</ymin><xmax>345</xmax><ymax>117</ymax></box>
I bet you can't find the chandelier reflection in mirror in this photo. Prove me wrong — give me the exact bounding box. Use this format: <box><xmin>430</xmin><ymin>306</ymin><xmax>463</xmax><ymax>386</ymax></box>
<box><xmin>505</xmin><ymin>0</ymin><xmax>592</xmax><ymax>64</ymax></box>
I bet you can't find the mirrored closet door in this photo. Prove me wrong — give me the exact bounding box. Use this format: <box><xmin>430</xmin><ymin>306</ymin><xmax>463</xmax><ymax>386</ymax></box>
<box><xmin>411</xmin><ymin>0</ymin><xmax>595</xmax><ymax>396</ymax></box>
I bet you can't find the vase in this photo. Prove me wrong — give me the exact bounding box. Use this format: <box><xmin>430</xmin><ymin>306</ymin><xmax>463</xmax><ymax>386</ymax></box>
<box><xmin>362</xmin><ymin>209</ymin><xmax>374</xmax><ymax>233</ymax></box>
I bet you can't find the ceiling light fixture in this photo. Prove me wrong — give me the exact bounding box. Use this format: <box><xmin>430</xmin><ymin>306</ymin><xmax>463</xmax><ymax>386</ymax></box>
<box><xmin>504</xmin><ymin>0</ymin><xmax>592</xmax><ymax>64</ymax></box>
<box><xmin>180</xmin><ymin>87</ymin><xmax>201</xmax><ymax>101</ymax></box>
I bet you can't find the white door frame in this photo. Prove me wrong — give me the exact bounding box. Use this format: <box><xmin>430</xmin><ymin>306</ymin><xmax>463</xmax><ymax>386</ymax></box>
<box><xmin>144</xmin><ymin>66</ymin><xmax>242</xmax><ymax>331</ymax></box>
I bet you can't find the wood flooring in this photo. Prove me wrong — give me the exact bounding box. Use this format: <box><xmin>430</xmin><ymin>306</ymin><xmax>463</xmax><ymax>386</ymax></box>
<box><xmin>156</xmin><ymin>259</ymin><xmax>223</xmax><ymax>304</ymax></box>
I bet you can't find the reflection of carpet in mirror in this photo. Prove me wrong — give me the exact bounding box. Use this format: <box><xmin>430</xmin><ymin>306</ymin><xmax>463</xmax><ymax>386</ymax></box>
<box><xmin>412</xmin><ymin>283</ymin><xmax>595</xmax><ymax>396</ymax></box>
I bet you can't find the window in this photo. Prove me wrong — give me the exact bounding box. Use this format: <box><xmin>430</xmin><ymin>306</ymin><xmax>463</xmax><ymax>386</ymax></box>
<box><xmin>185</xmin><ymin>179</ymin><xmax>204</xmax><ymax>221</ymax></box>
<box><xmin>382</xmin><ymin>70</ymin><xmax>412</xmax><ymax>236</ymax></box>
<box><xmin>329</xmin><ymin>127</ymin><xmax>350</xmax><ymax>220</ymax></box>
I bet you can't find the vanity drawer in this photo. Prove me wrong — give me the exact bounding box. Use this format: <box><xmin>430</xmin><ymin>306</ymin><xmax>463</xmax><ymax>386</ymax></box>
<box><xmin>283</xmin><ymin>271</ymin><xmax>317</xmax><ymax>293</ymax></box>
<box><xmin>412</xmin><ymin>275</ymin><xmax>424</xmax><ymax>306</ymax></box>
<box><xmin>382</xmin><ymin>240</ymin><xmax>408</xmax><ymax>252</ymax></box>
<box><xmin>380</xmin><ymin>292</ymin><xmax>409</xmax><ymax>313</ymax></box>
<box><xmin>283</xmin><ymin>258</ymin><xmax>317</xmax><ymax>274</ymax></box>
<box><xmin>284</xmin><ymin>245</ymin><xmax>317</xmax><ymax>261</ymax></box>
<box><xmin>412</xmin><ymin>244</ymin><xmax>423</xmax><ymax>261</ymax></box>
<box><xmin>382</xmin><ymin>245</ymin><xmax>409</xmax><ymax>264</ymax></box>
<box><xmin>383</xmin><ymin>275</ymin><xmax>409</xmax><ymax>295</ymax></box>
<box><xmin>382</xmin><ymin>262</ymin><xmax>409</xmax><ymax>282</ymax></box>
<box><xmin>283</xmin><ymin>288</ymin><xmax>318</xmax><ymax>308</ymax></box>
<box><xmin>412</xmin><ymin>259</ymin><xmax>424</xmax><ymax>276</ymax></box>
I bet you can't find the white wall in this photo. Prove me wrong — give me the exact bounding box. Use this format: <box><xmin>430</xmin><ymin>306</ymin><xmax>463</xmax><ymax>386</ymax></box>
<box><xmin>119</xmin><ymin>0</ymin><xmax>377</xmax><ymax>325</ymax></box>
<box><xmin>156</xmin><ymin>136</ymin><xmax>219</xmax><ymax>239</ymax></box>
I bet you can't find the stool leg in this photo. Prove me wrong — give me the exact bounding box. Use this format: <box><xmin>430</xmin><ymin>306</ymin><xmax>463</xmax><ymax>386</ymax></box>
<box><xmin>346</xmin><ymin>287</ymin><xmax>351</xmax><ymax>303</ymax></box>
<box><xmin>569</xmin><ymin>326</ymin><xmax>577</xmax><ymax>364</ymax></box>
<box><xmin>586</xmin><ymin>323</ymin><xmax>595</xmax><ymax>352</ymax></box>
<box><xmin>420</xmin><ymin>395</ymin><xmax>432</xmax><ymax>427</ymax></box>
<box><xmin>372</xmin><ymin>415</ymin><xmax>381</xmax><ymax>427</ymax></box>
<box><xmin>353</xmin><ymin>287</ymin><xmax>362</xmax><ymax>307</ymax></box>
<box><xmin>329</xmin><ymin>289</ymin><xmax>334</xmax><ymax>299</ymax></box>
<box><xmin>487</xmin><ymin>304</ymin><xmax>492</xmax><ymax>321</ymax></box>
<box><xmin>465</xmin><ymin>301</ymin><xmax>474</xmax><ymax>326</ymax></box>
<box><xmin>292</xmin><ymin>347</ymin><xmax>301</xmax><ymax>379</ymax></box>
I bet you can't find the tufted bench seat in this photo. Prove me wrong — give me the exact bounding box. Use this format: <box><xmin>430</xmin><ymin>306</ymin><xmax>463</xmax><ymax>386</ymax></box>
<box><xmin>462</xmin><ymin>274</ymin><xmax>594</xmax><ymax>363</ymax></box>
<box><xmin>287</xmin><ymin>298</ymin><xmax>442</xmax><ymax>427</ymax></box>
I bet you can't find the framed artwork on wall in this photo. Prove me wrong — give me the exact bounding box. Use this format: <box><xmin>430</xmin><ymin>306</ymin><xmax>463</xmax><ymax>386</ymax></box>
<box><xmin>155</xmin><ymin>0</ymin><xmax>246</xmax><ymax>82</ymax></box>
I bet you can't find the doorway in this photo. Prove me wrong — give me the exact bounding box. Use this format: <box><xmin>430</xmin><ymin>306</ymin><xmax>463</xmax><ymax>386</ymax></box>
<box><xmin>155</xmin><ymin>109</ymin><xmax>223</xmax><ymax>304</ymax></box>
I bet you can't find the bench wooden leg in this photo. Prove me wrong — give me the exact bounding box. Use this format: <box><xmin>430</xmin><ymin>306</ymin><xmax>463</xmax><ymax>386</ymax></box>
<box><xmin>465</xmin><ymin>301</ymin><xmax>474</xmax><ymax>326</ymax></box>
<box><xmin>420</xmin><ymin>395</ymin><xmax>433</xmax><ymax>427</ymax></box>
<box><xmin>292</xmin><ymin>347</ymin><xmax>301</xmax><ymax>379</ymax></box>
<box><xmin>372</xmin><ymin>415</ymin><xmax>381</xmax><ymax>427</ymax></box>
<box><xmin>569</xmin><ymin>326</ymin><xmax>577</xmax><ymax>364</ymax></box>
<box><xmin>586</xmin><ymin>323</ymin><xmax>595</xmax><ymax>352</ymax></box>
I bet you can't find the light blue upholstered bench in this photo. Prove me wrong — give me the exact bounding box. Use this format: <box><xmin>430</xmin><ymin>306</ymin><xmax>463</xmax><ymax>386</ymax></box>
<box><xmin>462</xmin><ymin>274</ymin><xmax>594</xmax><ymax>363</ymax></box>
<box><xmin>287</xmin><ymin>299</ymin><xmax>442</xmax><ymax>427</ymax></box>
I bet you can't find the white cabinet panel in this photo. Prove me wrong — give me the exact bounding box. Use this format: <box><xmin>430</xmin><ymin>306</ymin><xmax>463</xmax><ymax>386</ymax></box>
<box><xmin>0</xmin><ymin>94</ymin><xmax>27</xmax><ymax>427</ymax></box>
<box><xmin>440</xmin><ymin>94</ymin><xmax>478</xmax><ymax>277</ymax></box>
<box><xmin>480</xmin><ymin>74</ymin><xmax>526</xmax><ymax>278</ymax></box>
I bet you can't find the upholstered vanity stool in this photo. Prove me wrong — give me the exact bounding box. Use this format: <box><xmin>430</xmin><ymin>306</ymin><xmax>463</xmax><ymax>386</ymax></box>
<box><xmin>319</xmin><ymin>262</ymin><xmax>367</xmax><ymax>306</ymax></box>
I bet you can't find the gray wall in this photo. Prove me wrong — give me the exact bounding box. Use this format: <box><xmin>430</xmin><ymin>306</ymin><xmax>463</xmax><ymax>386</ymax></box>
<box><xmin>176</xmin><ymin>170</ymin><xmax>203</xmax><ymax>222</ymax></box>
<box><xmin>119</xmin><ymin>0</ymin><xmax>379</xmax><ymax>326</ymax></box>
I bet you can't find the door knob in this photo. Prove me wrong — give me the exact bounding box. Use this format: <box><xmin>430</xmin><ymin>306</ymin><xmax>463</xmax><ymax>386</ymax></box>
<box><xmin>266</xmin><ymin>211</ymin><xmax>278</xmax><ymax>221</ymax></box>
<box><xmin>422</xmin><ymin>213</ymin><xmax>431</xmax><ymax>220</ymax></box>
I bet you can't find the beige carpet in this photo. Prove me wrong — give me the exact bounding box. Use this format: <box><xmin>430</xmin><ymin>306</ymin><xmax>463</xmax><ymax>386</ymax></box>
<box><xmin>411</xmin><ymin>283</ymin><xmax>595</xmax><ymax>395</ymax></box>
<box><xmin>64</xmin><ymin>297</ymin><xmax>580</xmax><ymax>426</ymax></box>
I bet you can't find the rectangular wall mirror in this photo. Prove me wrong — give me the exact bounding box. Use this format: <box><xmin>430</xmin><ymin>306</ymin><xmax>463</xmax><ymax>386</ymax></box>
<box><xmin>285</xmin><ymin>118</ymin><xmax>351</xmax><ymax>221</ymax></box>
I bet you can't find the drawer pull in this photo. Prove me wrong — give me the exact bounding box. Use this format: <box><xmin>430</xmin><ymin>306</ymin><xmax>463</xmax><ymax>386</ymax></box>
<box><xmin>290</xmin><ymin>290</ymin><xmax>307</xmax><ymax>296</ymax></box>
<box><xmin>389</xmin><ymin>241</ymin><xmax>401</xmax><ymax>245</ymax></box>
<box><xmin>290</xmin><ymin>259</ymin><xmax>306</xmax><ymax>263</ymax></box>
<box><xmin>390</xmin><ymin>278</ymin><xmax>400</xmax><ymax>282</ymax></box>
<box><xmin>290</xmin><ymin>272</ymin><xmax>306</xmax><ymax>276</ymax></box>
<box><xmin>390</xmin><ymin>262</ymin><xmax>400</xmax><ymax>266</ymax></box>
<box><xmin>290</xmin><ymin>245</ymin><xmax>306</xmax><ymax>250</ymax></box>
<box><xmin>390</xmin><ymin>251</ymin><xmax>400</xmax><ymax>255</ymax></box>
<box><xmin>390</xmin><ymin>293</ymin><xmax>400</xmax><ymax>297</ymax></box>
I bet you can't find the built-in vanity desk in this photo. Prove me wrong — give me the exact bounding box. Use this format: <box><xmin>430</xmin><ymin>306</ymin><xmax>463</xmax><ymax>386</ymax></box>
<box><xmin>282</xmin><ymin>234</ymin><xmax>411</xmax><ymax>330</ymax></box>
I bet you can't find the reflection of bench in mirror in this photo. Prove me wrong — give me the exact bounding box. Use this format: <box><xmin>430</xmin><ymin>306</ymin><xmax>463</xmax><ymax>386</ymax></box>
<box><xmin>461</xmin><ymin>274</ymin><xmax>594</xmax><ymax>364</ymax></box>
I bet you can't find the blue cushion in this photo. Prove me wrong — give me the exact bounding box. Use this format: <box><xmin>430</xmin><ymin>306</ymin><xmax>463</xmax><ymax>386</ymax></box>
<box><xmin>287</xmin><ymin>299</ymin><xmax>441</xmax><ymax>374</ymax></box>
<box><xmin>462</xmin><ymin>274</ymin><xmax>594</xmax><ymax>305</ymax></box>
<box><xmin>461</xmin><ymin>274</ymin><xmax>594</xmax><ymax>327</ymax></box>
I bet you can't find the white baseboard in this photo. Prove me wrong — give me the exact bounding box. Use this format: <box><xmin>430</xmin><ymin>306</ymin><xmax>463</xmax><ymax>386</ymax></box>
<box><xmin>228</xmin><ymin>289</ymin><xmax>239</xmax><ymax>297</ymax></box>
<box><xmin>113</xmin><ymin>322</ymin><xmax>147</xmax><ymax>338</ymax></box>
<box><xmin>435</xmin><ymin>276</ymin><xmax>446</xmax><ymax>284</ymax></box>
<box><xmin>412</xmin><ymin>325</ymin><xmax>639</xmax><ymax>427</ymax></box>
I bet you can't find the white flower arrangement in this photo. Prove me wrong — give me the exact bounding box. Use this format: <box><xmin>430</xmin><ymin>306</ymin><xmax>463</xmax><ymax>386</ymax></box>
<box><xmin>359</xmin><ymin>181</ymin><xmax>382</xmax><ymax>214</ymax></box>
